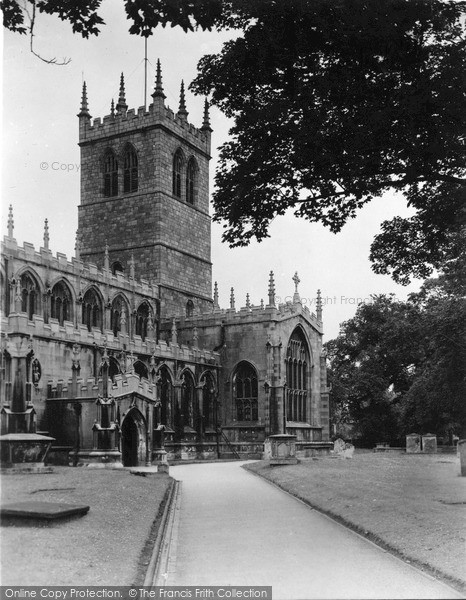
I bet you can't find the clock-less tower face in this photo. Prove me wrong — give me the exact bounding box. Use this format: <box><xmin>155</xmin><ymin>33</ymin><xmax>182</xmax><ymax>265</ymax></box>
<box><xmin>77</xmin><ymin>73</ymin><xmax>213</xmax><ymax>318</ymax></box>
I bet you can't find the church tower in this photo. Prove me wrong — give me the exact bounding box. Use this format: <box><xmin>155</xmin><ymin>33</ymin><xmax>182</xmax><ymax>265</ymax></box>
<box><xmin>77</xmin><ymin>63</ymin><xmax>213</xmax><ymax>318</ymax></box>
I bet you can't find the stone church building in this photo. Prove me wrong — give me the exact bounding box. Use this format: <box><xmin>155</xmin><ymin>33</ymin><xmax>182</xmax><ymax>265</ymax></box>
<box><xmin>0</xmin><ymin>64</ymin><xmax>331</xmax><ymax>466</ymax></box>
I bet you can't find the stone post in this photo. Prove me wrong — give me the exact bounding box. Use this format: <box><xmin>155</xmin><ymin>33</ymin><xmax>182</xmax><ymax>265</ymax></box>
<box><xmin>458</xmin><ymin>440</ymin><xmax>466</xmax><ymax>476</ymax></box>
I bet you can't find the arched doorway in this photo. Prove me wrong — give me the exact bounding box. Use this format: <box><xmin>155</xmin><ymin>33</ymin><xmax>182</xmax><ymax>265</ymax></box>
<box><xmin>121</xmin><ymin>408</ymin><xmax>146</xmax><ymax>467</ymax></box>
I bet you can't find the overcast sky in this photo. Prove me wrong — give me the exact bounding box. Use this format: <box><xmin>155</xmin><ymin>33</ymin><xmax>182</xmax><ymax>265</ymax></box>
<box><xmin>2</xmin><ymin>1</ymin><xmax>421</xmax><ymax>340</ymax></box>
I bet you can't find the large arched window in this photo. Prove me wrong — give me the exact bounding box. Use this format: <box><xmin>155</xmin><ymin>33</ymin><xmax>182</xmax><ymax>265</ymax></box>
<box><xmin>181</xmin><ymin>370</ymin><xmax>195</xmax><ymax>429</ymax></box>
<box><xmin>172</xmin><ymin>149</ymin><xmax>183</xmax><ymax>197</ymax></box>
<box><xmin>123</xmin><ymin>145</ymin><xmax>138</xmax><ymax>193</ymax></box>
<box><xmin>158</xmin><ymin>366</ymin><xmax>173</xmax><ymax>428</ymax></box>
<box><xmin>285</xmin><ymin>328</ymin><xmax>309</xmax><ymax>422</ymax></box>
<box><xmin>81</xmin><ymin>288</ymin><xmax>102</xmax><ymax>332</ymax></box>
<box><xmin>186</xmin><ymin>157</ymin><xmax>197</xmax><ymax>205</ymax></box>
<box><xmin>50</xmin><ymin>281</ymin><xmax>73</xmax><ymax>325</ymax></box>
<box><xmin>201</xmin><ymin>371</ymin><xmax>216</xmax><ymax>429</ymax></box>
<box><xmin>20</xmin><ymin>272</ymin><xmax>40</xmax><ymax>320</ymax></box>
<box><xmin>233</xmin><ymin>362</ymin><xmax>258</xmax><ymax>422</ymax></box>
<box><xmin>103</xmin><ymin>151</ymin><xmax>118</xmax><ymax>197</ymax></box>
<box><xmin>135</xmin><ymin>302</ymin><xmax>151</xmax><ymax>341</ymax></box>
<box><xmin>110</xmin><ymin>295</ymin><xmax>129</xmax><ymax>337</ymax></box>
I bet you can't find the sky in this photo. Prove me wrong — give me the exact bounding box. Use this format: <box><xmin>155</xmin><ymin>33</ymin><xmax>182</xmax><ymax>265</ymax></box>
<box><xmin>2</xmin><ymin>1</ymin><xmax>422</xmax><ymax>340</ymax></box>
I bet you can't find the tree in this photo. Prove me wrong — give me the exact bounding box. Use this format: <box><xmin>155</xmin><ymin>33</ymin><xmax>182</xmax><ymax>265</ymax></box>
<box><xmin>326</xmin><ymin>295</ymin><xmax>423</xmax><ymax>445</ymax></box>
<box><xmin>3</xmin><ymin>0</ymin><xmax>466</xmax><ymax>282</ymax></box>
<box><xmin>326</xmin><ymin>282</ymin><xmax>466</xmax><ymax>445</ymax></box>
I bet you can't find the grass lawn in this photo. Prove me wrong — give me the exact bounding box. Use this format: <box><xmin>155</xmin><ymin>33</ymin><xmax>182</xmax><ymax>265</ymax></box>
<box><xmin>1</xmin><ymin>467</ymin><xmax>172</xmax><ymax>586</ymax></box>
<box><xmin>245</xmin><ymin>452</ymin><xmax>466</xmax><ymax>592</ymax></box>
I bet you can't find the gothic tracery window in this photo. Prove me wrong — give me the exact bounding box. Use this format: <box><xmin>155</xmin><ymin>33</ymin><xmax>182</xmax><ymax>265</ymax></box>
<box><xmin>158</xmin><ymin>366</ymin><xmax>173</xmax><ymax>428</ymax></box>
<box><xmin>186</xmin><ymin>157</ymin><xmax>196</xmax><ymax>205</ymax></box>
<box><xmin>20</xmin><ymin>272</ymin><xmax>40</xmax><ymax>320</ymax></box>
<box><xmin>81</xmin><ymin>288</ymin><xmax>102</xmax><ymax>332</ymax></box>
<box><xmin>103</xmin><ymin>151</ymin><xmax>118</xmax><ymax>197</ymax></box>
<box><xmin>135</xmin><ymin>302</ymin><xmax>151</xmax><ymax>341</ymax></box>
<box><xmin>111</xmin><ymin>295</ymin><xmax>128</xmax><ymax>337</ymax></box>
<box><xmin>181</xmin><ymin>371</ymin><xmax>195</xmax><ymax>429</ymax></box>
<box><xmin>123</xmin><ymin>145</ymin><xmax>138</xmax><ymax>193</ymax></box>
<box><xmin>172</xmin><ymin>149</ymin><xmax>183</xmax><ymax>197</ymax></box>
<box><xmin>50</xmin><ymin>281</ymin><xmax>72</xmax><ymax>325</ymax></box>
<box><xmin>233</xmin><ymin>362</ymin><xmax>258</xmax><ymax>422</ymax></box>
<box><xmin>285</xmin><ymin>328</ymin><xmax>309</xmax><ymax>422</ymax></box>
<box><xmin>201</xmin><ymin>372</ymin><xmax>215</xmax><ymax>429</ymax></box>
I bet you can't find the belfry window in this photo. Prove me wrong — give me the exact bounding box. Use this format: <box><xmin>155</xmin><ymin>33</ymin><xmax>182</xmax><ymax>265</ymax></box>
<box><xmin>172</xmin><ymin>149</ymin><xmax>183</xmax><ymax>197</ymax></box>
<box><xmin>285</xmin><ymin>328</ymin><xmax>309</xmax><ymax>422</ymax></box>
<box><xmin>186</xmin><ymin>300</ymin><xmax>194</xmax><ymax>317</ymax></box>
<box><xmin>123</xmin><ymin>146</ymin><xmax>138</xmax><ymax>193</ymax></box>
<box><xmin>50</xmin><ymin>281</ymin><xmax>72</xmax><ymax>326</ymax></box>
<box><xmin>233</xmin><ymin>362</ymin><xmax>258</xmax><ymax>422</ymax></box>
<box><xmin>103</xmin><ymin>151</ymin><xmax>118</xmax><ymax>197</ymax></box>
<box><xmin>186</xmin><ymin>158</ymin><xmax>196</xmax><ymax>205</ymax></box>
<box><xmin>81</xmin><ymin>288</ymin><xmax>102</xmax><ymax>332</ymax></box>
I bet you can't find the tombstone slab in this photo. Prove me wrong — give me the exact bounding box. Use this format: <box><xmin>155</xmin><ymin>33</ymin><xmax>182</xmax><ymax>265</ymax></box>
<box><xmin>406</xmin><ymin>433</ymin><xmax>421</xmax><ymax>453</ymax></box>
<box><xmin>1</xmin><ymin>501</ymin><xmax>89</xmax><ymax>520</ymax></box>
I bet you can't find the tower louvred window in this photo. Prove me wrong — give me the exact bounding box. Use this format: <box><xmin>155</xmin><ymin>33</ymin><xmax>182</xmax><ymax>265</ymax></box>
<box><xmin>186</xmin><ymin>158</ymin><xmax>196</xmax><ymax>204</ymax></box>
<box><xmin>123</xmin><ymin>146</ymin><xmax>138</xmax><ymax>193</ymax></box>
<box><xmin>173</xmin><ymin>149</ymin><xmax>183</xmax><ymax>197</ymax></box>
<box><xmin>103</xmin><ymin>152</ymin><xmax>118</xmax><ymax>197</ymax></box>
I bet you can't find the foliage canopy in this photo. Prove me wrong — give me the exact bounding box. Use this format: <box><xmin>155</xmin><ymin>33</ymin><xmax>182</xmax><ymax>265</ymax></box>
<box><xmin>3</xmin><ymin>0</ymin><xmax>466</xmax><ymax>282</ymax></box>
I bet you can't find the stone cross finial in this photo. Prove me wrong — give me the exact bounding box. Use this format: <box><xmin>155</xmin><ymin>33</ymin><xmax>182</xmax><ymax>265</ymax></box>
<box><xmin>178</xmin><ymin>80</ymin><xmax>188</xmax><ymax>119</ymax></box>
<box><xmin>116</xmin><ymin>73</ymin><xmax>128</xmax><ymax>113</ymax></box>
<box><xmin>152</xmin><ymin>59</ymin><xmax>166</xmax><ymax>100</ymax></box>
<box><xmin>292</xmin><ymin>271</ymin><xmax>301</xmax><ymax>303</ymax></box>
<box><xmin>7</xmin><ymin>205</ymin><xmax>14</xmax><ymax>237</ymax></box>
<box><xmin>268</xmin><ymin>271</ymin><xmax>275</xmax><ymax>307</ymax></box>
<box><xmin>213</xmin><ymin>281</ymin><xmax>219</xmax><ymax>309</ymax></box>
<box><xmin>230</xmin><ymin>287</ymin><xmax>235</xmax><ymax>310</ymax></box>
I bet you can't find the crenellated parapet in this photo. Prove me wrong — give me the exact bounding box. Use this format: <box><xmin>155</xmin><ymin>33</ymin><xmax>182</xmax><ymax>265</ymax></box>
<box><xmin>2</xmin><ymin>235</ymin><xmax>157</xmax><ymax>300</ymax></box>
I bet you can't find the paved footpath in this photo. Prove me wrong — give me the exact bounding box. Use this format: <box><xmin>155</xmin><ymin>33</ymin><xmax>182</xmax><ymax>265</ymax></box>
<box><xmin>162</xmin><ymin>462</ymin><xmax>464</xmax><ymax>600</ymax></box>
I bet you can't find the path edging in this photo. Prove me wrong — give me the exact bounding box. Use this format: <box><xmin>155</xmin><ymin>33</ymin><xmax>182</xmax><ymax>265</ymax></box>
<box><xmin>142</xmin><ymin>478</ymin><xmax>178</xmax><ymax>586</ymax></box>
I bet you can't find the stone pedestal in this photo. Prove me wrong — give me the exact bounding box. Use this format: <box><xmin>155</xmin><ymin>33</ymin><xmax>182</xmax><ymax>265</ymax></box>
<box><xmin>268</xmin><ymin>434</ymin><xmax>298</xmax><ymax>465</ymax></box>
<box><xmin>406</xmin><ymin>433</ymin><xmax>421</xmax><ymax>453</ymax></box>
<box><xmin>0</xmin><ymin>433</ymin><xmax>55</xmax><ymax>473</ymax></box>
<box><xmin>422</xmin><ymin>434</ymin><xmax>437</xmax><ymax>453</ymax></box>
<box><xmin>458</xmin><ymin>440</ymin><xmax>466</xmax><ymax>477</ymax></box>
<box><xmin>153</xmin><ymin>448</ymin><xmax>169</xmax><ymax>474</ymax></box>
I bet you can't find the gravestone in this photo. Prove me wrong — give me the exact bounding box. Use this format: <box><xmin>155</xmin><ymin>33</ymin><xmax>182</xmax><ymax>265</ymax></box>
<box><xmin>406</xmin><ymin>433</ymin><xmax>421</xmax><ymax>453</ymax></box>
<box><xmin>422</xmin><ymin>434</ymin><xmax>437</xmax><ymax>454</ymax></box>
<box><xmin>342</xmin><ymin>443</ymin><xmax>355</xmax><ymax>459</ymax></box>
<box><xmin>333</xmin><ymin>438</ymin><xmax>346</xmax><ymax>455</ymax></box>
